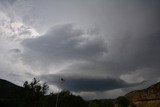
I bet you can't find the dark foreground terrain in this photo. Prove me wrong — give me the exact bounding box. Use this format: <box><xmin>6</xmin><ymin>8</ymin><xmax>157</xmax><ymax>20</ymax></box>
<box><xmin>0</xmin><ymin>78</ymin><xmax>160</xmax><ymax>107</ymax></box>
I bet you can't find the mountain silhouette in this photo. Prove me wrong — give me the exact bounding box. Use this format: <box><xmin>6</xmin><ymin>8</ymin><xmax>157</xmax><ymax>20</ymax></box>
<box><xmin>0</xmin><ymin>79</ymin><xmax>22</xmax><ymax>99</ymax></box>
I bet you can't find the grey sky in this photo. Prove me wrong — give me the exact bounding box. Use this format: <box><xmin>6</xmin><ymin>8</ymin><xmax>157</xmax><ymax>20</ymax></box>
<box><xmin>0</xmin><ymin>0</ymin><xmax>160</xmax><ymax>99</ymax></box>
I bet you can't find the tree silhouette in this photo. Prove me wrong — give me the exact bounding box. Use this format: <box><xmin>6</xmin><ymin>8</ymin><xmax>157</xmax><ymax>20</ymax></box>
<box><xmin>114</xmin><ymin>96</ymin><xmax>130</xmax><ymax>107</ymax></box>
<box><xmin>23</xmin><ymin>78</ymin><xmax>49</xmax><ymax>95</ymax></box>
<box><xmin>22</xmin><ymin>78</ymin><xmax>49</xmax><ymax>107</ymax></box>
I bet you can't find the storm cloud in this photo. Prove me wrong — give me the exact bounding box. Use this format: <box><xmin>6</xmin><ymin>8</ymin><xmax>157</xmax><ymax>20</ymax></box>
<box><xmin>22</xmin><ymin>24</ymin><xmax>107</xmax><ymax>69</ymax></box>
<box><xmin>22</xmin><ymin>23</ymin><xmax>160</xmax><ymax>81</ymax></box>
<box><xmin>22</xmin><ymin>22</ymin><xmax>160</xmax><ymax>93</ymax></box>
<box><xmin>1</xmin><ymin>0</ymin><xmax>160</xmax><ymax>99</ymax></box>
<box><xmin>41</xmin><ymin>74</ymin><xmax>140</xmax><ymax>92</ymax></box>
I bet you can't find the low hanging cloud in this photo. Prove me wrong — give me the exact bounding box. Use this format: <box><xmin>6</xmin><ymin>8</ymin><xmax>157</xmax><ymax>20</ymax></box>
<box><xmin>41</xmin><ymin>74</ymin><xmax>139</xmax><ymax>92</ymax></box>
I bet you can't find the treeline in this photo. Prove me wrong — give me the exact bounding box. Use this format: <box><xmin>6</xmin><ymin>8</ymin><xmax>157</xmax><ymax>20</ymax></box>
<box><xmin>88</xmin><ymin>96</ymin><xmax>136</xmax><ymax>107</ymax></box>
<box><xmin>0</xmin><ymin>78</ymin><xmax>136</xmax><ymax>107</ymax></box>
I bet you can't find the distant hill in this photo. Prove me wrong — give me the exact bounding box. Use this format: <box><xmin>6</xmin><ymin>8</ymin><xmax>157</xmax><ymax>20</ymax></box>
<box><xmin>126</xmin><ymin>82</ymin><xmax>160</xmax><ymax>107</ymax></box>
<box><xmin>0</xmin><ymin>79</ymin><xmax>22</xmax><ymax>99</ymax></box>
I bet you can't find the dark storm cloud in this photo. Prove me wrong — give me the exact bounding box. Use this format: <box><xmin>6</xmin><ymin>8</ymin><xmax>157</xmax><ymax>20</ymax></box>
<box><xmin>48</xmin><ymin>31</ymin><xmax>160</xmax><ymax>78</ymax></box>
<box><xmin>21</xmin><ymin>23</ymin><xmax>160</xmax><ymax>81</ymax></box>
<box><xmin>22</xmin><ymin>24</ymin><xmax>107</xmax><ymax>67</ymax></box>
<box><xmin>18</xmin><ymin>0</ymin><xmax>160</xmax><ymax>95</ymax></box>
<box><xmin>1</xmin><ymin>0</ymin><xmax>160</xmax><ymax>99</ymax></box>
<box><xmin>106</xmin><ymin>32</ymin><xmax>160</xmax><ymax>73</ymax></box>
<box><xmin>41</xmin><ymin>74</ymin><xmax>139</xmax><ymax>92</ymax></box>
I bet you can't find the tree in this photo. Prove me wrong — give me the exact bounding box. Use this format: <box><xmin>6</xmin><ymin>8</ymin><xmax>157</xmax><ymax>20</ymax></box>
<box><xmin>115</xmin><ymin>96</ymin><xmax>130</xmax><ymax>107</ymax></box>
<box><xmin>88</xmin><ymin>99</ymin><xmax>114</xmax><ymax>107</ymax></box>
<box><xmin>22</xmin><ymin>78</ymin><xmax>49</xmax><ymax>107</ymax></box>
<box><xmin>23</xmin><ymin>78</ymin><xmax>49</xmax><ymax>95</ymax></box>
<box><xmin>57</xmin><ymin>90</ymin><xmax>88</xmax><ymax>107</ymax></box>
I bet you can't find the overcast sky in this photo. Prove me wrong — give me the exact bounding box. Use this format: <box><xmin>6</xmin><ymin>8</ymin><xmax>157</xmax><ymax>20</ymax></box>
<box><xmin>0</xmin><ymin>0</ymin><xmax>160</xmax><ymax>100</ymax></box>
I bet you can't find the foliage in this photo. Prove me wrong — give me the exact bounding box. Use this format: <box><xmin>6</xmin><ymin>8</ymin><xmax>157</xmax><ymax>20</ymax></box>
<box><xmin>22</xmin><ymin>78</ymin><xmax>49</xmax><ymax>107</ymax></box>
<box><xmin>23</xmin><ymin>78</ymin><xmax>49</xmax><ymax>95</ymax></box>
<box><xmin>88</xmin><ymin>99</ymin><xmax>114</xmax><ymax>107</ymax></box>
<box><xmin>114</xmin><ymin>96</ymin><xmax>130</xmax><ymax>107</ymax></box>
<box><xmin>57</xmin><ymin>90</ymin><xmax>88</xmax><ymax>107</ymax></box>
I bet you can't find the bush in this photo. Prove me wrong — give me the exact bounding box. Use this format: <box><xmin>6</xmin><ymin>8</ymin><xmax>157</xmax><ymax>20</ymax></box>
<box><xmin>115</xmin><ymin>96</ymin><xmax>130</xmax><ymax>107</ymax></box>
